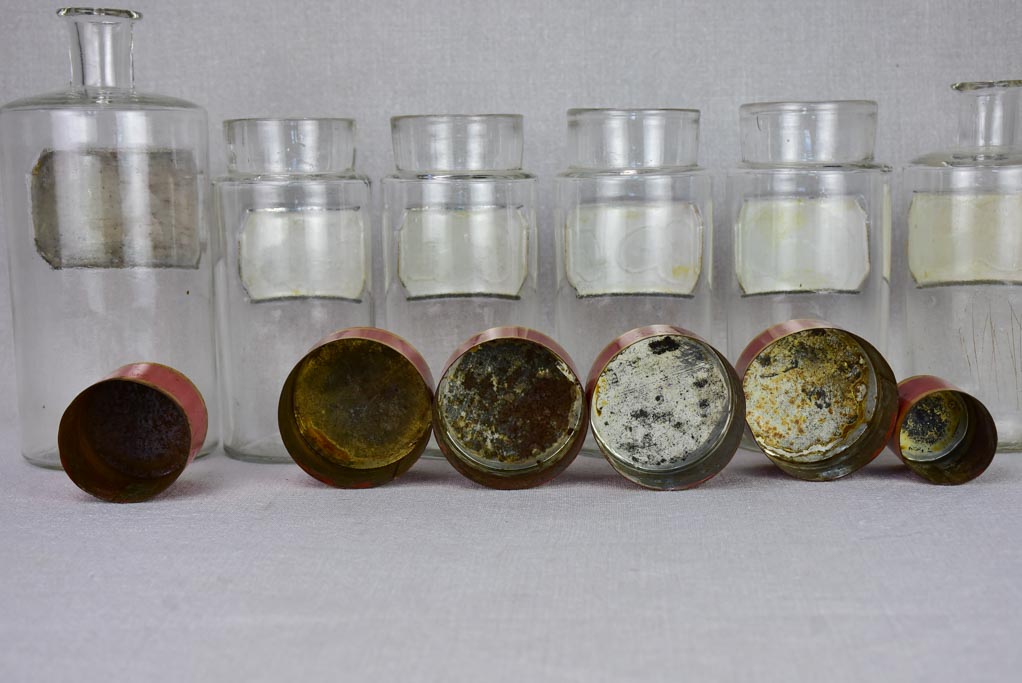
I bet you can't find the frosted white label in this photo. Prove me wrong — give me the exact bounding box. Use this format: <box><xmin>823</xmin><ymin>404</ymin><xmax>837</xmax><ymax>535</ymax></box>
<box><xmin>735</xmin><ymin>196</ymin><xmax>870</xmax><ymax>295</ymax></box>
<box><xmin>239</xmin><ymin>208</ymin><xmax>366</xmax><ymax>301</ymax></box>
<box><xmin>31</xmin><ymin>148</ymin><xmax>200</xmax><ymax>269</ymax></box>
<box><xmin>908</xmin><ymin>193</ymin><xmax>1022</xmax><ymax>286</ymax></box>
<box><xmin>398</xmin><ymin>206</ymin><xmax>529</xmax><ymax>299</ymax></box>
<box><xmin>565</xmin><ymin>201</ymin><xmax>703</xmax><ymax>297</ymax></box>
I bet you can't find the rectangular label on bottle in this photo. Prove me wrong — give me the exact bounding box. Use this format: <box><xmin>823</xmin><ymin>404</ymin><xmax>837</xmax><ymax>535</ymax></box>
<box><xmin>239</xmin><ymin>207</ymin><xmax>366</xmax><ymax>302</ymax></box>
<box><xmin>908</xmin><ymin>192</ymin><xmax>1022</xmax><ymax>286</ymax></box>
<box><xmin>398</xmin><ymin>206</ymin><xmax>529</xmax><ymax>299</ymax></box>
<box><xmin>735</xmin><ymin>196</ymin><xmax>870</xmax><ymax>295</ymax></box>
<box><xmin>31</xmin><ymin>148</ymin><xmax>200</xmax><ymax>269</ymax></box>
<box><xmin>564</xmin><ymin>201</ymin><xmax>703</xmax><ymax>297</ymax></box>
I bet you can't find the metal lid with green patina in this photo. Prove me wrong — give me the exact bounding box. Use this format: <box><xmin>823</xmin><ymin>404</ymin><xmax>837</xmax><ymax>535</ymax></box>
<box><xmin>737</xmin><ymin>319</ymin><xmax>898</xmax><ymax>481</ymax></box>
<box><xmin>434</xmin><ymin>327</ymin><xmax>588</xmax><ymax>489</ymax></box>
<box><xmin>278</xmin><ymin>327</ymin><xmax>434</xmax><ymax>489</ymax></box>
<box><xmin>889</xmin><ymin>376</ymin><xmax>997</xmax><ymax>485</ymax></box>
<box><xmin>58</xmin><ymin>362</ymin><xmax>208</xmax><ymax>503</ymax></box>
<box><xmin>587</xmin><ymin>325</ymin><xmax>745</xmax><ymax>490</ymax></box>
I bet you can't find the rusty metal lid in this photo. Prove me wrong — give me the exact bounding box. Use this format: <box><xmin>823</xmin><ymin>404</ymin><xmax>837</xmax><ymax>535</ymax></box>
<box><xmin>58</xmin><ymin>363</ymin><xmax>208</xmax><ymax>503</ymax></box>
<box><xmin>434</xmin><ymin>327</ymin><xmax>588</xmax><ymax>489</ymax></box>
<box><xmin>890</xmin><ymin>376</ymin><xmax>997</xmax><ymax>484</ymax></box>
<box><xmin>587</xmin><ymin>325</ymin><xmax>745</xmax><ymax>490</ymax></box>
<box><xmin>278</xmin><ymin>327</ymin><xmax>434</xmax><ymax>488</ymax></box>
<box><xmin>738</xmin><ymin>320</ymin><xmax>898</xmax><ymax>481</ymax></box>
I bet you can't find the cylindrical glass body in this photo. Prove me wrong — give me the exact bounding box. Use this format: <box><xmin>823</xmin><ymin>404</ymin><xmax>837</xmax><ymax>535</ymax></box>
<box><xmin>0</xmin><ymin>8</ymin><xmax>216</xmax><ymax>468</ymax></box>
<box><xmin>381</xmin><ymin>115</ymin><xmax>539</xmax><ymax>375</ymax></box>
<box><xmin>554</xmin><ymin>109</ymin><xmax>714</xmax><ymax>372</ymax></box>
<box><xmin>214</xmin><ymin>118</ymin><xmax>371</xmax><ymax>462</ymax></box>
<box><xmin>900</xmin><ymin>81</ymin><xmax>1022</xmax><ymax>451</ymax></box>
<box><xmin>723</xmin><ymin>101</ymin><xmax>891</xmax><ymax>362</ymax></box>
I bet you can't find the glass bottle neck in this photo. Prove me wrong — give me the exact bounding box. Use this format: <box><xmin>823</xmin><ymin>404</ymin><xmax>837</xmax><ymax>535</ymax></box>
<box><xmin>739</xmin><ymin>100</ymin><xmax>877</xmax><ymax>166</ymax></box>
<box><xmin>64</xmin><ymin>11</ymin><xmax>137</xmax><ymax>90</ymax></box>
<box><xmin>955</xmin><ymin>82</ymin><xmax>1022</xmax><ymax>151</ymax></box>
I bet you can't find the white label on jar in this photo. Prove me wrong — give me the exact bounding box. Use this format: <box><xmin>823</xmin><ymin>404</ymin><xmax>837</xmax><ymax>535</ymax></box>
<box><xmin>31</xmin><ymin>148</ymin><xmax>200</xmax><ymax>269</ymax></box>
<box><xmin>565</xmin><ymin>201</ymin><xmax>703</xmax><ymax>297</ymax></box>
<box><xmin>398</xmin><ymin>206</ymin><xmax>529</xmax><ymax>299</ymax></box>
<box><xmin>239</xmin><ymin>207</ymin><xmax>366</xmax><ymax>301</ymax></box>
<box><xmin>908</xmin><ymin>193</ymin><xmax>1022</xmax><ymax>286</ymax></box>
<box><xmin>735</xmin><ymin>196</ymin><xmax>870</xmax><ymax>295</ymax></box>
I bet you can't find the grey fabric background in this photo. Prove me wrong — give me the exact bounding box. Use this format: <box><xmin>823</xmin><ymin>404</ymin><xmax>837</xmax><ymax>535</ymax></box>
<box><xmin>0</xmin><ymin>1</ymin><xmax>1020</xmax><ymax>681</ymax></box>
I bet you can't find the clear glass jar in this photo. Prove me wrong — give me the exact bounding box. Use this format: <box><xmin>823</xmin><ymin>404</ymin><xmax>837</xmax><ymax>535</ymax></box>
<box><xmin>213</xmin><ymin>118</ymin><xmax>371</xmax><ymax>462</ymax></box>
<box><xmin>0</xmin><ymin>8</ymin><xmax>216</xmax><ymax>468</ymax></box>
<box><xmin>381</xmin><ymin>114</ymin><xmax>539</xmax><ymax>376</ymax></box>
<box><xmin>723</xmin><ymin>100</ymin><xmax>891</xmax><ymax>361</ymax></box>
<box><xmin>901</xmin><ymin>81</ymin><xmax>1022</xmax><ymax>451</ymax></box>
<box><xmin>554</xmin><ymin>109</ymin><xmax>714</xmax><ymax>372</ymax></box>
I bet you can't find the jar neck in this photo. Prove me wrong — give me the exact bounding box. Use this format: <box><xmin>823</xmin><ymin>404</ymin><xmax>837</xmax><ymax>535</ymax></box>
<box><xmin>954</xmin><ymin>81</ymin><xmax>1022</xmax><ymax>151</ymax></box>
<box><xmin>224</xmin><ymin>118</ymin><xmax>357</xmax><ymax>175</ymax></box>
<box><xmin>60</xmin><ymin>8</ymin><xmax>139</xmax><ymax>91</ymax></box>
<box><xmin>391</xmin><ymin>115</ymin><xmax>524</xmax><ymax>174</ymax></box>
<box><xmin>739</xmin><ymin>100</ymin><xmax>877</xmax><ymax>165</ymax></box>
<box><xmin>566</xmin><ymin>108</ymin><xmax>700</xmax><ymax>170</ymax></box>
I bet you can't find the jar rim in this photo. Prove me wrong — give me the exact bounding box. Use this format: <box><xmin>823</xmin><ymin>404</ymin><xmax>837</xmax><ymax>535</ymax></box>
<box><xmin>391</xmin><ymin>113</ymin><xmax>522</xmax><ymax>125</ymax></box>
<box><xmin>223</xmin><ymin>117</ymin><xmax>355</xmax><ymax>127</ymax></box>
<box><xmin>57</xmin><ymin>7</ymin><xmax>141</xmax><ymax>20</ymax></box>
<box><xmin>740</xmin><ymin>100</ymin><xmax>877</xmax><ymax>116</ymax></box>
<box><xmin>568</xmin><ymin>108</ymin><xmax>700</xmax><ymax>117</ymax></box>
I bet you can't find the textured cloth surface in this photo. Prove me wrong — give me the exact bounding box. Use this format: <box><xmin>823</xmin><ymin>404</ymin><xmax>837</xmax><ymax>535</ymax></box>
<box><xmin>1</xmin><ymin>448</ymin><xmax>1019</xmax><ymax>682</ymax></box>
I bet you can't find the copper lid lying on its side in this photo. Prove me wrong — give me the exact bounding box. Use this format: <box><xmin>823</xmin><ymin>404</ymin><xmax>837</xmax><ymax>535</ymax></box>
<box><xmin>587</xmin><ymin>325</ymin><xmax>745</xmax><ymax>490</ymax></box>
<box><xmin>737</xmin><ymin>319</ymin><xmax>898</xmax><ymax>481</ymax></box>
<box><xmin>278</xmin><ymin>327</ymin><xmax>434</xmax><ymax>489</ymax></box>
<box><xmin>434</xmin><ymin>327</ymin><xmax>588</xmax><ymax>489</ymax></box>
<box><xmin>890</xmin><ymin>376</ymin><xmax>997</xmax><ymax>485</ymax></box>
<box><xmin>58</xmin><ymin>363</ymin><xmax>208</xmax><ymax>503</ymax></box>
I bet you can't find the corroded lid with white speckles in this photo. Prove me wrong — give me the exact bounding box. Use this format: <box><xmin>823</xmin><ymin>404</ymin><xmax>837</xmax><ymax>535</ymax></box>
<box><xmin>738</xmin><ymin>320</ymin><xmax>898</xmax><ymax>481</ymax></box>
<box><xmin>587</xmin><ymin>325</ymin><xmax>745</xmax><ymax>490</ymax></box>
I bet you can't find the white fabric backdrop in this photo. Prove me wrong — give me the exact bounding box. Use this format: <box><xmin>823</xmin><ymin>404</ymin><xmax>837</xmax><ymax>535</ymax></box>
<box><xmin>0</xmin><ymin>1</ymin><xmax>1020</xmax><ymax>680</ymax></box>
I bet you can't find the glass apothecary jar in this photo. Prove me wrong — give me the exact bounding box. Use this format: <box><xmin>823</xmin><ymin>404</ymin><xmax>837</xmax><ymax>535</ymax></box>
<box><xmin>214</xmin><ymin>118</ymin><xmax>371</xmax><ymax>462</ymax></box>
<box><xmin>381</xmin><ymin>114</ymin><xmax>540</xmax><ymax>375</ymax></box>
<box><xmin>723</xmin><ymin>100</ymin><xmax>891</xmax><ymax>361</ymax></box>
<box><xmin>0</xmin><ymin>8</ymin><xmax>216</xmax><ymax>468</ymax></box>
<box><xmin>554</xmin><ymin>109</ymin><xmax>714</xmax><ymax>371</ymax></box>
<box><xmin>901</xmin><ymin>81</ymin><xmax>1022</xmax><ymax>451</ymax></box>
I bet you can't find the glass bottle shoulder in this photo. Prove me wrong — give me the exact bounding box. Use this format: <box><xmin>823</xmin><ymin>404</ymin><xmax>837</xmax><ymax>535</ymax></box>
<box><xmin>213</xmin><ymin>171</ymin><xmax>370</xmax><ymax>186</ymax></box>
<box><xmin>0</xmin><ymin>88</ymin><xmax>203</xmax><ymax>114</ymax></box>
<box><xmin>909</xmin><ymin>149</ymin><xmax>1022</xmax><ymax>169</ymax></box>
<box><xmin>383</xmin><ymin>170</ymin><xmax>534</xmax><ymax>182</ymax></box>
<box><xmin>557</xmin><ymin>165</ymin><xmax>708</xmax><ymax>179</ymax></box>
<box><xmin>729</xmin><ymin>161</ymin><xmax>891</xmax><ymax>175</ymax></box>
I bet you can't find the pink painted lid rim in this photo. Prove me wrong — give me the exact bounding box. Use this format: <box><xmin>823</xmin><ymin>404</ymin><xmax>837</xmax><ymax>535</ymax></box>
<box><xmin>735</xmin><ymin>318</ymin><xmax>834</xmax><ymax>378</ymax></box>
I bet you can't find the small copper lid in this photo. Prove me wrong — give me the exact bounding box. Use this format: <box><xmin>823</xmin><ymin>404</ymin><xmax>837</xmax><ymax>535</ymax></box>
<box><xmin>58</xmin><ymin>363</ymin><xmax>208</xmax><ymax>503</ymax></box>
<box><xmin>890</xmin><ymin>376</ymin><xmax>997</xmax><ymax>484</ymax></box>
<box><xmin>278</xmin><ymin>327</ymin><xmax>434</xmax><ymax>489</ymax></box>
<box><xmin>587</xmin><ymin>325</ymin><xmax>745</xmax><ymax>490</ymax></box>
<box><xmin>434</xmin><ymin>327</ymin><xmax>588</xmax><ymax>489</ymax></box>
<box><xmin>737</xmin><ymin>319</ymin><xmax>898</xmax><ymax>481</ymax></box>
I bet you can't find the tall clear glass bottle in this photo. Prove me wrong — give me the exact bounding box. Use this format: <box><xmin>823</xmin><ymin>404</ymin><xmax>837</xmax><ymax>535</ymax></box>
<box><xmin>214</xmin><ymin>118</ymin><xmax>371</xmax><ymax>463</ymax></box>
<box><xmin>554</xmin><ymin>108</ymin><xmax>714</xmax><ymax>372</ymax></box>
<box><xmin>381</xmin><ymin>114</ymin><xmax>540</xmax><ymax>375</ymax></box>
<box><xmin>0</xmin><ymin>8</ymin><xmax>216</xmax><ymax>468</ymax></box>
<box><xmin>901</xmin><ymin>81</ymin><xmax>1022</xmax><ymax>451</ymax></box>
<box><xmin>724</xmin><ymin>100</ymin><xmax>891</xmax><ymax>360</ymax></box>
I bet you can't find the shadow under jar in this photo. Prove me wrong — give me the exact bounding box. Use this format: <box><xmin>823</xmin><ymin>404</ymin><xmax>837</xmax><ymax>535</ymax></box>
<box><xmin>381</xmin><ymin>114</ymin><xmax>540</xmax><ymax>375</ymax></box>
<box><xmin>900</xmin><ymin>81</ymin><xmax>1022</xmax><ymax>452</ymax></box>
<box><xmin>554</xmin><ymin>108</ymin><xmax>715</xmax><ymax>374</ymax></box>
<box><xmin>723</xmin><ymin>101</ymin><xmax>891</xmax><ymax>362</ymax></box>
<box><xmin>214</xmin><ymin>118</ymin><xmax>371</xmax><ymax>463</ymax></box>
<box><xmin>0</xmin><ymin>8</ymin><xmax>217</xmax><ymax>468</ymax></box>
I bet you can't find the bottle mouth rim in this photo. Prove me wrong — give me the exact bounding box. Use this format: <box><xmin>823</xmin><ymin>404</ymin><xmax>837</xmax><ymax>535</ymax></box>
<box><xmin>57</xmin><ymin>7</ymin><xmax>141</xmax><ymax>20</ymax></box>
<box><xmin>740</xmin><ymin>100</ymin><xmax>877</xmax><ymax>116</ymax></box>
<box><xmin>952</xmin><ymin>80</ymin><xmax>1022</xmax><ymax>92</ymax></box>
